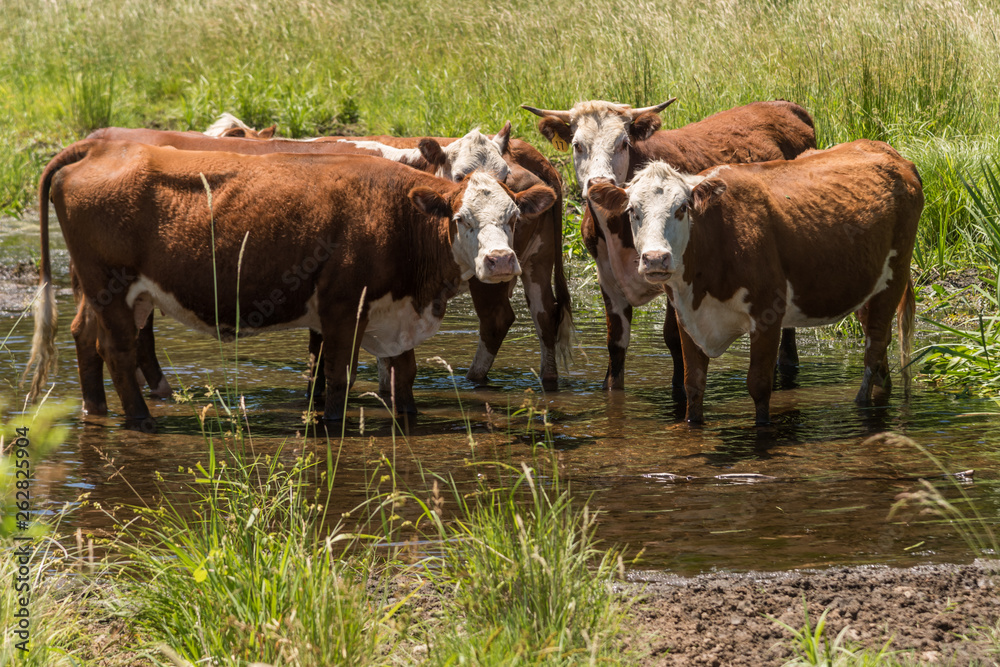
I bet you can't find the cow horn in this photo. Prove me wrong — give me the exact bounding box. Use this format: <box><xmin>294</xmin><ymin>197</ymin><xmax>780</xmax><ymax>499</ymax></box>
<box><xmin>521</xmin><ymin>105</ymin><xmax>571</xmax><ymax>123</ymax></box>
<box><xmin>629</xmin><ymin>98</ymin><xmax>677</xmax><ymax>118</ymax></box>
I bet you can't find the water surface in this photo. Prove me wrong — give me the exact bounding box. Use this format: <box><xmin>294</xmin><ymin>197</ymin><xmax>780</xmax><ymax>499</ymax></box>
<box><xmin>2</xmin><ymin>223</ymin><xmax>998</xmax><ymax>575</ymax></box>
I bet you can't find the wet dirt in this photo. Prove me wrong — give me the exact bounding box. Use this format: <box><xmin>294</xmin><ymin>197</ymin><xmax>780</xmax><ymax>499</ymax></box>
<box><xmin>624</xmin><ymin>562</ymin><xmax>1000</xmax><ymax>665</ymax></box>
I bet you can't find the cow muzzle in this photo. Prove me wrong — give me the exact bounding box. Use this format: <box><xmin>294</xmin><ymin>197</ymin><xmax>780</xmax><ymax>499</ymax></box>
<box><xmin>639</xmin><ymin>250</ymin><xmax>673</xmax><ymax>282</ymax></box>
<box><xmin>481</xmin><ymin>249</ymin><xmax>521</xmax><ymax>283</ymax></box>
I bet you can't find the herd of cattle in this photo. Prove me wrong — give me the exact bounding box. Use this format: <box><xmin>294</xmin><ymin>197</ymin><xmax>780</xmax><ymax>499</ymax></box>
<box><xmin>23</xmin><ymin>98</ymin><xmax>923</xmax><ymax>429</ymax></box>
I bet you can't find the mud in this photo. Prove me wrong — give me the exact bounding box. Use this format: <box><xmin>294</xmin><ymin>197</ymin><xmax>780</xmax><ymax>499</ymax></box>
<box><xmin>623</xmin><ymin>562</ymin><xmax>1000</xmax><ymax>665</ymax></box>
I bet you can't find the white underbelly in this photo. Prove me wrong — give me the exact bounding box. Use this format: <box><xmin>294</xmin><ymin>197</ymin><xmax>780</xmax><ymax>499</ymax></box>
<box><xmin>361</xmin><ymin>294</ymin><xmax>443</xmax><ymax>358</ymax></box>
<box><xmin>125</xmin><ymin>275</ymin><xmax>321</xmax><ymax>340</ymax></box>
<box><xmin>782</xmin><ymin>250</ymin><xmax>899</xmax><ymax>328</ymax></box>
<box><xmin>671</xmin><ymin>283</ymin><xmax>753</xmax><ymax>358</ymax></box>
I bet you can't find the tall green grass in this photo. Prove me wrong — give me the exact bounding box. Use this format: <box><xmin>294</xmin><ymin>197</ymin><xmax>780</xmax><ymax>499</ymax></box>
<box><xmin>4</xmin><ymin>0</ymin><xmax>1000</xmax><ymax>268</ymax></box>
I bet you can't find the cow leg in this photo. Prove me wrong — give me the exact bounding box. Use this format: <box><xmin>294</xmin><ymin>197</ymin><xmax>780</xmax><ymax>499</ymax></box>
<box><xmin>855</xmin><ymin>289</ymin><xmax>899</xmax><ymax>406</ymax></box>
<box><xmin>466</xmin><ymin>279</ymin><xmax>515</xmax><ymax>386</ymax></box>
<box><xmin>135</xmin><ymin>313</ymin><xmax>172</xmax><ymax>398</ymax></box>
<box><xmin>381</xmin><ymin>350</ymin><xmax>417</xmax><ymax>415</ymax></box>
<box><xmin>678</xmin><ymin>323</ymin><xmax>709</xmax><ymax>424</ymax></box>
<box><xmin>778</xmin><ymin>328</ymin><xmax>799</xmax><ymax>368</ymax></box>
<box><xmin>306</xmin><ymin>330</ymin><xmax>325</xmax><ymax>400</ymax></box>
<box><xmin>71</xmin><ymin>299</ymin><xmax>108</xmax><ymax>416</ymax></box>
<box><xmin>94</xmin><ymin>302</ymin><xmax>152</xmax><ymax>429</ymax></box>
<box><xmin>663</xmin><ymin>303</ymin><xmax>686</xmax><ymax>401</ymax></box>
<box><xmin>320</xmin><ymin>314</ymin><xmax>367</xmax><ymax>422</ymax></box>
<box><xmin>520</xmin><ymin>263</ymin><xmax>560</xmax><ymax>391</ymax></box>
<box><xmin>600</xmin><ymin>285</ymin><xmax>632</xmax><ymax>390</ymax></box>
<box><xmin>748</xmin><ymin>326</ymin><xmax>782</xmax><ymax>426</ymax></box>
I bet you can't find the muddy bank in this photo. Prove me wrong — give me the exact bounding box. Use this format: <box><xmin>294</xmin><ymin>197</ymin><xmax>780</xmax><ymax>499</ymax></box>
<box><xmin>623</xmin><ymin>561</ymin><xmax>1000</xmax><ymax>665</ymax></box>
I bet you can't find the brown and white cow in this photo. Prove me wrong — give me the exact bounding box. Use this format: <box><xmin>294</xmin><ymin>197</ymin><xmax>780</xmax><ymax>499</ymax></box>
<box><xmin>522</xmin><ymin>100</ymin><xmax>815</xmax><ymax>396</ymax></box>
<box><xmin>67</xmin><ymin>124</ymin><xmax>568</xmax><ymax>416</ymax></box>
<box><xmin>328</xmin><ymin>128</ymin><xmax>571</xmax><ymax>391</ymax></box>
<box><xmin>26</xmin><ymin>141</ymin><xmax>555</xmax><ymax>427</ymax></box>
<box><xmin>587</xmin><ymin>139</ymin><xmax>922</xmax><ymax>425</ymax></box>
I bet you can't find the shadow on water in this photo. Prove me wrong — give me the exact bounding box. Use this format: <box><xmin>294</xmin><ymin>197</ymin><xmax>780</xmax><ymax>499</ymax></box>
<box><xmin>2</xmin><ymin>236</ymin><xmax>999</xmax><ymax>575</ymax></box>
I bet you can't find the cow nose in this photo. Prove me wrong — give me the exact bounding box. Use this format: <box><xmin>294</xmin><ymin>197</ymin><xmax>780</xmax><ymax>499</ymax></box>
<box><xmin>640</xmin><ymin>250</ymin><xmax>672</xmax><ymax>273</ymax></box>
<box><xmin>484</xmin><ymin>249</ymin><xmax>519</xmax><ymax>277</ymax></box>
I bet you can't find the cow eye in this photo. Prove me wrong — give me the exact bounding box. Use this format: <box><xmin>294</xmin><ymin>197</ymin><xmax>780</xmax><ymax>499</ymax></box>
<box><xmin>455</xmin><ymin>214</ymin><xmax>471</xmax><ymax>228</ymax></box>
<box><xmin>676</xmin><ymin>203</ymin><xmax>688</xmax><ymax>218</ymax></box>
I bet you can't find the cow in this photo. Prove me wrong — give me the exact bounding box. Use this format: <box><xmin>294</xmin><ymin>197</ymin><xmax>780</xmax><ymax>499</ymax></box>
<box><xmin>25</xmin><ymin>140</ymin><xmax>556</xmax><ymax>428</ymax></box>
<box><xmin>522</xmin><ymin>100</ymin><xmax>815</xmax><ymax>397</ymax></box>
<box><xmin>329</xmin><ymin>129</ymin><xmax>571</xmax><ymax>392</ymax></box>
<box><xmin>64</xmin><ymin>124</ymin><xmax>568</xmax><ymax>416</ymax></box>
<box><xmin>586</xmin><ymin>139</ymin><xmax>922</xmax><ymax>425</ymax></box>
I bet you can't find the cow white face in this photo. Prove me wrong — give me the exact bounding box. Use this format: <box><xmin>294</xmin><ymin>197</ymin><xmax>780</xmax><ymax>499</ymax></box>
<box><xmin>590</xmin><ymin>162</ymin><xmax>709</xmax><ymax>284</ymax></box>
<box><xmin>409</xmin><ymin>173</ymin><xmax>555</xmax><ymax>284</ymax></box>
<box><xmin>453</xmin><ymin>173</ymin><xmax>521</xmax><ymax>283</ymax></box>
<box><xmin>521</xmin><ymin>99</ymin><xmax>674</xmax><ymax>198</ymax></box>
<box><xmin>420</xmin><ymin>124</ymin><xmax>512</xmax><ymax>183</ymax></box>
<box><xmin>569</xmin><ymin>102</ymin><xmax>633</xmax><ymax>197</ymax></box>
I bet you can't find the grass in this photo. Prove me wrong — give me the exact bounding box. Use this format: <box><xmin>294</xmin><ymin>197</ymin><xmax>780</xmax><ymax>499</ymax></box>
<box><xmin>2</xmin><ymin>0</ymin><xmax>1000</xmax><ymax>274</ymax></box>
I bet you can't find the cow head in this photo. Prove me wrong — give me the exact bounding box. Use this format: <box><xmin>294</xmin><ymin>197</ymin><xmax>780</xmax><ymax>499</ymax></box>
<box><xmin>521</xmin><ymin>99</ymin><xmax>675</xmax><ymax>197</ymax></box>
<box><xmin>418</xmin><ymin>122</ymin><xmax>512</xmax><ymax>182</ymax></box>
<box><xmin>588</xmin><ymin>161</ymin><xmax>726</xmax><ymax>284</ymax></box>
<box><xmin>408</xmin><ymin>172</ymin><xmax>555</xmax><ymax>283</ymax></box>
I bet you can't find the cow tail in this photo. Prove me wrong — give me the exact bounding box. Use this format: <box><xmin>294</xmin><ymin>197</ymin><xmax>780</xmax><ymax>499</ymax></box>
<box><xmin>552</xmin><ymin>188</ymin><xmax>575</xmax><ymax>370</ymax></box>
<box><xmin>23</xmin><ymin>140</ymin><xmax>92</xmax><ymax>402</ymax></box>
<box><xmin>897</xmin><ymin>277</ymin><xmax>916</xmax><ymax>397</ymax></box>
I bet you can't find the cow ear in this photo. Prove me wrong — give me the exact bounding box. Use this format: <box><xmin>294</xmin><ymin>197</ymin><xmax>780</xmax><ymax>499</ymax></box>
<box><xmin>692</xmin><ymin>177</ymin><xmax>727</xmax><ymax>215</ymax></box>
<box><xmin>514</xmin><ymin>184</ymin><xmax>556</xmax><ymax>217</ymax></box>
<box><xmin>222</xmin><ymin>127</ymin><xmax>248</xmax><ymax>138</ymax></box>
<box><xmin>538</xmin><ymin>117</ymin><xmax>572</xmax><ymax>146</ymax></box>
<box><xmin>629</xmin><ymin>112</ymin><xmax>662</xmax><ymax>142</ymax></box>
<box><xmin>493</xmin><ymin>121</ymin><xmax>512</xmax><ymax>155</ymax></box>
<box><xmin>418</xmin><ymin>138</ymin><xmax>448</xmax><ymax>167</ymax></box>
<box><xmin>588</xmin><ymin>181</ymin><xmax>629</xmax><ymax>217</ymax></box>
<box><xmin>258</xmin><ymin>125</ymin><xmax>277</xmax><ymax>139</ymax></box>
<box><xmin>408</xmin><ymin>186</ymin><xmax>453</xmax><ymax>218</ymax></box>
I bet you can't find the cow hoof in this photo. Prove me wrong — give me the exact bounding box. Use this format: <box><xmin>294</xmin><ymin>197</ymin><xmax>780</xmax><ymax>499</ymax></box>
<box><xmin>83</xmin><ymin>402</ymin><xmax>108</xmax><ymax>416</ymax></box>
<box><xmin>541</xmin><ymin>376</ymin><xmax>558</xmax><ymax>392</ymax></box>
<box><xmin>465</xmin><ymin>371</ymin><xmax>489</xmax><ymax>387</ymax></box>
<box><xmin>125</xmin><ymin>416</ymin><xmax>157</xmax><ymax>433</ymax></box>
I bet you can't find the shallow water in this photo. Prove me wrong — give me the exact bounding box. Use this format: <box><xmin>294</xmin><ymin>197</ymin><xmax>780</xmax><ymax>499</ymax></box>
<box><xmin>2</xmin><ymin>224</ymin><xmax>998</xmax><ymax>575</ymax></box>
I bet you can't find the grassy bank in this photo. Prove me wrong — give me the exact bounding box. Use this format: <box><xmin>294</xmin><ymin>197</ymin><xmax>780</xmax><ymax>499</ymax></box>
<box><xmin>3</xmin><ymin>0</ymin><xmax>1000</xmax><ymax>275</ymax></box>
